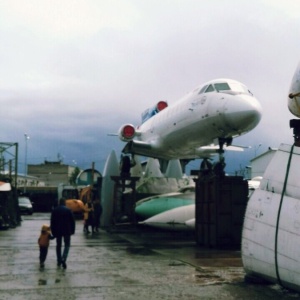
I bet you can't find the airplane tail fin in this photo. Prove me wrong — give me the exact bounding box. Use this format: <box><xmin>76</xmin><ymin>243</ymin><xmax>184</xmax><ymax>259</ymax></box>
<box><xmin>164</xmin><ymin>160</ymin><xmax>183</xmax><ymax>179</ymax></box>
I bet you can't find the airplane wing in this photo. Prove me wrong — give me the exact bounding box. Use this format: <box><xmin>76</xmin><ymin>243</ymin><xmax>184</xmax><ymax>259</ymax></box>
<box><xmin>226</xmin><ymin>145</ymin><xmax>250</xmax><ymax>150</ymax></box>
<box><xmin>122</xmin><ymin>141</ymin><xmax>247</xmax><ymax>160</ymax></box>
<box><xmin>122</xmin><ymin>140</ymin><xmax>152</xmax><ymax>154</ymax></box>
<box><xmin>199</xmin><ymin>145</ymin><xmax>247</xmax><ymax>151</ymax></box>
<box><xmin>194</xmin><ymin>144</ymin><xmax>246</xmax><ymax>158</ymax></box>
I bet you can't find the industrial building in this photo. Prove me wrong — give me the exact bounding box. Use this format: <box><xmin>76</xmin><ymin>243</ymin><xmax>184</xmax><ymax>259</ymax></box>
<box><xmin>249</xmin><ymin>147</ymin><xmax>277</xmax><ymax>179</ymax></box>
<box><xmin>27</xmin><ymin>160</ymin><xmax>79</xmax><ymax>187</ymax></box>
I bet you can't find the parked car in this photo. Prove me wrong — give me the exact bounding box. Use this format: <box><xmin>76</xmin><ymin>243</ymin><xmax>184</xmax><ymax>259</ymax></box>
<box><xmin>18</xmin><ymin>197</ymin><xmax>33</xmax><ymax>215</ymax></box>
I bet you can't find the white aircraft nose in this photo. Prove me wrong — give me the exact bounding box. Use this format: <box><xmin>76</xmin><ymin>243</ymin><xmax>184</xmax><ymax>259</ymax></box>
<box><xmin>288</xmin><ymin>61</ymin><xmax>300</xmax><ymax>118</ymax></box>
<box><xmin>224</xmin><ymin>95</ymin><xmax>262</xmax><ymax>133</ymax></box>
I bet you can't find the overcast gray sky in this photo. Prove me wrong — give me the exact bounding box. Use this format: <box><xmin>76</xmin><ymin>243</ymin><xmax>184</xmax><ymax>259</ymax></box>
<box><xmin>1</xmin><ymin>0</ymin><xmax>300</xmax><ymax>175</ymax></box>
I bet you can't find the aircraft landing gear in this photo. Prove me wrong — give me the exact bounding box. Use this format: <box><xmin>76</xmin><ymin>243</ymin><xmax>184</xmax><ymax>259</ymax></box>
<box><xmin>290</xmin><ymin>119</ymin><xmax>300</xmax><ymax>147</ymax></box>
<box><xmin>199</xmin><ymin>137</ymin><xmax>231</xmax><ymax>177</ymax></box>
<box><xmin>200</xmin><ymin>158</ymin><xmax>213</xmax><ymax>176</ymax></box>
<box><xmin>214</xmin><ymin>137</ymin><xmax>232</xmax><ymax>176</ymax></box>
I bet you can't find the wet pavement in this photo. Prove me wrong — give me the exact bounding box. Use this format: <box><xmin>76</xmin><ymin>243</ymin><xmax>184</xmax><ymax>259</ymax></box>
<box><xmin>0</xmin><ymin>213</ymin><xmax>299</xmax><ymax>300</ymax></box>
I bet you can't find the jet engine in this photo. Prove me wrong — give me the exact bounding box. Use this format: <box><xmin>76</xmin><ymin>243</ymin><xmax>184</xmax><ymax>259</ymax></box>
<box><xmin>141</xmin><ymin>101</ymin><xmax>168</xmax><ymax>123</ymax></box>
<box><xmin>118</xmin><ymin>124</ymin><xmax>136</xmax><ymax>142</ymax></box>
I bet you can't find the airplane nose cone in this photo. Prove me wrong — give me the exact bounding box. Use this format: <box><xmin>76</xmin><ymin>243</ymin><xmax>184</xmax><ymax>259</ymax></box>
<box><xmin>288</xmin><ymin>61</ymin><xmax>300</xmax><ymax>118</ymax></box>
<box><xmin>224</xmin><ymin>95</ymin><xmax>262</xmax><ymax>133</ymax></box>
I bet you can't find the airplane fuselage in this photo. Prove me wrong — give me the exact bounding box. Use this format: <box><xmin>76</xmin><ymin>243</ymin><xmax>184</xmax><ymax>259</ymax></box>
<box><xmin>120</xmin><ymin>78</ymin><xmax>262</xmax><ymax>160</ymax></box>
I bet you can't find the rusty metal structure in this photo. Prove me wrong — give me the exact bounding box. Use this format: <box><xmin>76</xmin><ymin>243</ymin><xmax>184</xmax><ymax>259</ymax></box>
<box><xmin>0</xmin><ymin>142</ymin><xmax>19</xmax><ymax>229</ymax></box>
<box><xmin>0</xmin><ymin>142</ymin><xmax>18</xmax><ymax>185</ymax></box>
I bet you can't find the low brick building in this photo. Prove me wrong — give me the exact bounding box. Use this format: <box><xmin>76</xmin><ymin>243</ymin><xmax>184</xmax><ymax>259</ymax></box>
<box><xmin>28</xmin><ymin>160</ymin><xmax>79</xmax><ymax>187</ymax></box>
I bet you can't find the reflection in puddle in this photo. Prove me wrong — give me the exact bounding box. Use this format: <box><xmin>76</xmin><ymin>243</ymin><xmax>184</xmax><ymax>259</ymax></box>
<box><xmin>168</xmin><ymin>261</ymin><xmax>186</xmax><ymax>267</ymax></box>
<box><xmin>38</xmin><ymin>279</ymin><xmax>47</xmax><ymax>285</ymax></box>
<box><xmin>126</xmin><ymin>246</ymin><xmax>156</xmax><ymax>256</ymax></box>
<box><xmin>38</xmin><ymin>278</ymin><xmax>61</xmax><ymax>286</ymax></box>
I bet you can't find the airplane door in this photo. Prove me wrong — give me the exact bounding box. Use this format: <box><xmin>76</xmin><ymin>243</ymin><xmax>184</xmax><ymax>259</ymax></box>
<box><xmin>199</xmin><ymin>95</ymin><xmax>208</xmax><ymax>117</ymax></box>
<box><xmin>207</xmin><ymin>94</ymin><xmax>227</xmax><ymax>117</ymax></box>
<box><xmin>190</xmin><ymin>95</ymin><xmax>209</xmax><ymax>118</ymax></box>
<box><xmin>205</xmin><ymin>94</ymin><xmax>228</xmax><ymax>135</ymax></box>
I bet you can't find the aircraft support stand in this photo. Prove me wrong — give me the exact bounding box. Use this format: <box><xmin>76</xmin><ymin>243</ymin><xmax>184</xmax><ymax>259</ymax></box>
<box><xmin>194</xmin><ymin>170</ymin><xmax>248</xmax><ymax>249</ymax></box>
<box><xmin>110</xmin><ymin>176</ymin><xmax>140</xmax><ymax>226</ymax></box>
<box><xmin>290</xmin><ymin>119</ymin><xmax>300</xmax><ymax>146</ymax></box>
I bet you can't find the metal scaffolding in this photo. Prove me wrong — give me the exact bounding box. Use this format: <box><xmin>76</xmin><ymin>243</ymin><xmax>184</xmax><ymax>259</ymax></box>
<box><xmin>0</xmin><ymin>142</ymin><xmax>18</xmax><ymax>188</ymax></box>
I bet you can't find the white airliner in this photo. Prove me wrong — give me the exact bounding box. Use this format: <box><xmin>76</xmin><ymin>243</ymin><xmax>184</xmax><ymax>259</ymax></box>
<box><xmin>118</xmin><ymin>78</ymin><xmax>262</xmax><ymax>161</ymax></box>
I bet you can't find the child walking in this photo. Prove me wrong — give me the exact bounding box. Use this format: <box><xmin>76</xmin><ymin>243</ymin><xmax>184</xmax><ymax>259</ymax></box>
<box><xmin>38</xmin><ymin>224</ymin><xmax>54</xmax><ymax>268</ymax></box>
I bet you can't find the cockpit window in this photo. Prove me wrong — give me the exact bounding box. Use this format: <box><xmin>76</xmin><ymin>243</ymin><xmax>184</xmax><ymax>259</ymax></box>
<box><xmin>228</xmin><ymin>82</ymin><xmax>253</xmax><ymax>95</ymax></box>
<box><xmin>198</xmin><ymin>85</ymin><xmax>208</xmax><ymax>94</ymax></box>
<box><xmin>214</xmin><ymin>83</ymin><xmax>230</xmax><ymax>92</ymax></box>
<box><xmin>205</xmin><ymin>84</ymin><xmax>215</xmax><ymax>93</ymax></box>
<box><xmin>199</xmin><ymin>81</ymin><xmax>254</xmax><ymax>96</ymax></box>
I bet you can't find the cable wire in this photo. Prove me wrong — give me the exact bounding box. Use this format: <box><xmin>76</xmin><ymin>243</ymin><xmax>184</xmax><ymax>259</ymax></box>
<box><xmin>274</xmin><ymin>143</ymin><xmax>295</xmax><ymax>286</ymax></box>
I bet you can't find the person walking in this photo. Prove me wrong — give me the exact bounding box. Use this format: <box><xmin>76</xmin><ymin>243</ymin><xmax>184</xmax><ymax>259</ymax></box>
<box><xmin>37</xmin><ymin>224</ymin><xmax>54</xmax><ymax>269</ymax></box>
<box><xmin>93</xmin><ymin>198</ymin><xmax>102</xmax><ymax>232</ymax></box>
<box><xmin>51</xmin><ymin>198</ymin><xmax>75</xmax><ymax>269</ymax></box>
<box><xmin>83</xmin><ymin>201</ymin><xmax>91</xmax><ymax>233</ymax></box>
<box><xmin>83</xmin><ymin>199</ymin><xmax>95</xmax><ymax>233</ymax></box>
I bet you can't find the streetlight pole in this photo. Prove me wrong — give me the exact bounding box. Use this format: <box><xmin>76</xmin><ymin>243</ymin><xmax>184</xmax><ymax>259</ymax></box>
<box><xmin>24</xmin><ymin>133</ymin><xmax>30</xmax><ymax>193</ymax></box>
<box><xmin>254</xmin><ymin>143</ymin><xmax>262</xmax><ymax>157</ymax></box>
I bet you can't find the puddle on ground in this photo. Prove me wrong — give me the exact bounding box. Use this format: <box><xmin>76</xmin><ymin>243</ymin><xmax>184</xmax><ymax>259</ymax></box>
<box><xmin>192</xmin><ymin>267</ymin><xmax>245</xmax><ymax>285</ymax></box>
<box><xmin>126</xmin><ymin>246</ymin><xmax>158</xmax><ymax>256</ymax></box>
<box><xmin>168</xmin><ymin>261</ymin><xmax>186</xmax><ymax>267</ymax></box>
<box><xmin>38</xmin><ymin>279</ymin><xmax>47</xmax><ymax>286</ymax></box>
<box><xmin>38</xmin><ymin>278</ymin><xmax>61</xmax><ymax>286</ymax></box>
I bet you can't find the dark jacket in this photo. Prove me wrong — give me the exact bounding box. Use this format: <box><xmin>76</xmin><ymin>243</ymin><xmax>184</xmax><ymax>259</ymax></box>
<box><xmin>51</xmin><ymin>205</ymin><xmax>75</xmax><ymax>237</ymax></box>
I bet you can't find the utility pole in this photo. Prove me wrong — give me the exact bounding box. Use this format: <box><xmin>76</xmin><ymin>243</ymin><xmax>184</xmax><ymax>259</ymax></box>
<box><xmin>24</xmin><ymin>133</ymin><xmax>30</xmax><ymax>193</ymax></box>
